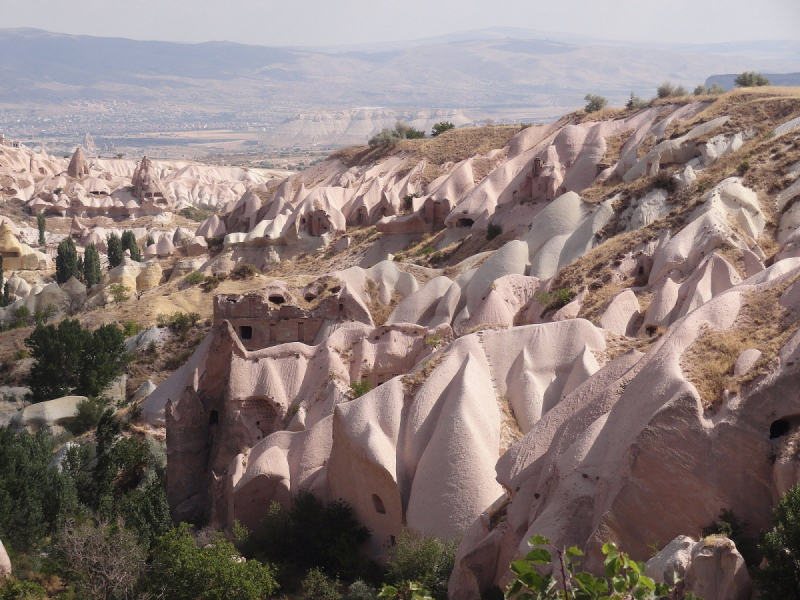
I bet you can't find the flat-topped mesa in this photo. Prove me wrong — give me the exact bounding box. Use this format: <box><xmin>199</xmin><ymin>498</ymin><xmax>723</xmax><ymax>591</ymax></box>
<box><xmin>213</xmin><ymin>283</ymin><xmax>347</xmax><ymax>349</ymax></box>
<box><xmin>66</xmin><ymin>147</ymin><xmax>89</xmax><ymax>178</ymax></box>
<box><xmin>131</xmin><ymin>156</ymin><xmax>169</xmax><ymax>208</ymax></box>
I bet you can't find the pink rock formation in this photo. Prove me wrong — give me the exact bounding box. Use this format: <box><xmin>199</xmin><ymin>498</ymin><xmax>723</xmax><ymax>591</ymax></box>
<box><xmin>67</xmin><ymin>147</ymin><xmax>89</xmax><ymax>178</ymax></box>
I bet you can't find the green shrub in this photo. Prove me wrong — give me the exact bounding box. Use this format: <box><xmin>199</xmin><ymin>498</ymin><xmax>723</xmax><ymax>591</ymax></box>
<box><xmin>147</xmin><ymin>523</ymin><xmax>279</xmax><ymax>600</ymax></box>
<box><xmin>122</xmin><ymin>321</ymin><xmax>143</xmax><ymax>337</ymax></box>
<box><xmin>9</xmin><ymin>306</ymin><xmax>31</xmax><ymax>330</ymax></box>
<box><xmin>506</xmin><ymin>534</ymin><xmax>699</xmax><ymax>599</ymax></box>
<box><xmin>36</xmin><ymin>213</ymin><xmax>45</xmax><ymax>247</ymax></box>
<box><xmin>202</xmin><ymin>275</ymin><xmax>221</xmax><ymax>292</ymax></box>
<box><xmin>737</xmin><ymin>161</ymin><xmax>751</xmax><ymax>176</ymax></box>
<box><xmin>652</xmin><ymin>170</ymin><xmax>675</xmax><ymax>192</ymax></box>
<box><xmin>350</xmin><ymin>379</ymin><xmax>372</xmax><ymax>398</ymax></box>
<box><xmin>734</xmin><ymin>71</ymin><xmax>771</xmax><ymax>87</ymax></box>
<box><xmin>486</xmin><ymin>223</ymin><xmax>502</xmax><ymax>241</ymax></box>
<box><xmin>369</xmin><ymin>129</ymin><xmax>402</xmax><ymax>147</ymax></box>
<box><xmin>418</xmin><ymin>245</ymin><xmax>436</xmax><ymax>256</ymax></box>
<box><xmin>184</xmin><ymin>271</ymin><xmax>206</xmax><ymax>285</ymax></box>
<box><xmin>378</xmin><ymin>582</ymin><xmax>432</xmax><ymax>600</ymax></box>
<box><xmin>702</xmin><ymin>509</ymin><xmax>759</xmax><ymax>569</ymax></box>
<box><xmin>300</xmin><ymin>567</ymin><xmax>341</xmax><ymax>600</ymax></box>
<box><xmin>385</xmin><ymin>530</ymin><xmax>457</xmax><ymax>600</ymax></box>
<box><xmin>156</xmin><ymin>311</ymin><xmax>201</xmax><ymax>335</ymax></box>
<box><xmin>431</xmin><ymin>122</ymin><xmax>455</xmax><ymax>137</ymax></box>
<box><xmin>179</xmin><ymin>207</ymin><xmax>214</xmax><ymax>222</ymax></box>
<box><xmin>694</xmin><ymin>85</ymin><xmax>708</xmax><ymax>96</ymax></box>
<box><xmin>108</xmin><ymin>283</ymin><xmax>130</xmax><ymax>303</ymax></box>
<box><xmin>535</xmin><ymin>288</ymin><xmax>576</xmax><ymax>313</ymax></box>
<box><xmin>231</xmin><ymin>264</ymin><xmax>260</xmax><ymax>279</ymax></box>
<box><xmin>345</xmin><ymin>579</ymin><xmax>379</xmax><ymax>600</ymax></box>
<box><xmin>757</xmin><ymin>484</ymin><xmax>800</xmax><ymax>599</ymax></box>
<box><xmin>65</xmin><ymin>397</ymin><xmax>108</xmax><ymax>436</ymax></box>
<box><xmin>11</xmin><ymin>349</ymin><xmax>27</xmax><ymax>361</ymax></box>
<box><xmin>0</xmin><ymin>579</ymin><xmax>47</xmax><ymax>600</ymax></box>
<box><xmin>626</xmin><ymin>92</ymin><xmax>649</xmax><ymax>109</ymax></box>
<box><xmin>583</xmin><ymin>94</ymin><xmax>608</xmax><ymax>113</ymax></box>
<box><xmin>424</xmin><ymin>335</ymin><xmax>442</xmax><ymax>350</ymax></box>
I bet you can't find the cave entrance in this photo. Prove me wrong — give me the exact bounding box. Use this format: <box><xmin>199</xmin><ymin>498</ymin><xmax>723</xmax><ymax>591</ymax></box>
<box><xmin>456</xmin><ymin>218</ymin><xmax>474</xmax><ymax>228</ymax></box>
<box><xmin>239</xmin><ymin>325</ymin><xmax>253</xmax><ymax>340</ymax></box>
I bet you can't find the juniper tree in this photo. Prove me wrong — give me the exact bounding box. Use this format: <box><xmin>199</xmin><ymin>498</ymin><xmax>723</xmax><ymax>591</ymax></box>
<box><xmin>107</xmin><ymin>233</ymin><xmax>123</xmax><ymax>269</ymax></box>
<box><xmin>56</xmin><ymin>237</ymin><xmax>80</xmax><ymax>284</ymax></box>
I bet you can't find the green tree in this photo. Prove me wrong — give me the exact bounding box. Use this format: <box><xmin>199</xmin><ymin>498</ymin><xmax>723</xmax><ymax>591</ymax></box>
<box><xmin>693</xmin><ymin>85</ymin><xmax>708</xmax><ymax>96</ymax></box>
<box><xmin>709</xmin><ymin>82</ymin><xmax>725</xmax><ymax>94</ymax></box>
<box><xmin>734</xmin><ymin>71</ymin><xmax>771</xmax><ymax>87</ymax></box>
<box><xmin>25</xmin><ymin>320</ymin><xmax>128</xmax><ymax>402</ymax></box>
<box><xmin>252</xmin><ymin>491</ymin><xmax>372</xmax><ymax>583</ymax></box>
<box><xmin>0</xmin><ymin>579</ymin><xmax>47</xmax><ymax>600</ymax></box>
<box><xmin>145</xmin><ymin>234</ymin><xmax>155</xmax><ymax>248</ymax></box>
<box><xmin>56</xmin><ymin>237</ymin><xmax>80</xmax><ymax>284</ymax></box>
<box><xmin>121</xmin><ymin>231</ymin><xmax>141</xmax><ymax>262</ymax></box>
<box><xmin>2</xmin><ymin>282</ymin><xmax>9</xmax><ymax>308</ymax></box>
<box><xmin>385</xmin><ymin>530</ymin><xmax>457</xmax><ymax>600</ymax></box>
<box><xmin>107</xmin><ymin>233</ymin><xmax>123</xmax><ymax>269</ymax></box>
<box><xmin>431</xmin><ymin>122</ymin><xmax>455</xmax><ymax>137</ymax></box>
<box><xmin>626</xmin><ymin>92</ymin><xmax>648</xmax><ymax>109</ymax></box>
<box><xmin>757</xmin><ymin>484</ymin><xmax>800</xmax><ymax>599</ymax></box>
<box><xmin>36</xmin><ymin>213</ymin><xmax>45</xmax><ymax>247</ymax></box>
<box><xmin>82</xmin><ymin>243</ymin><xmax>102</xmax><ymax>288</ymax></box>
<box><xmin>584</xmin><ymin>94</ymin><xmax>608</xmax><ymax>113</ymax></box>
<box><xmin>147</xmin><ymin>523</ymin><xmax>279</xmax><ymax>600</ymax></box>
<box><xmin>657</xmin><ymin>81</ymin><xmax>676</xmax><ymax>98</ymax></box>
<box><xmin>0</xmin><ymin>427</ymin><xmax>78</xmax><ymax>551</ymax></box>
<box><xmin>109</xmin><ymin>283</ymin><xmax>130</xmax><ymax>304</ymax></box>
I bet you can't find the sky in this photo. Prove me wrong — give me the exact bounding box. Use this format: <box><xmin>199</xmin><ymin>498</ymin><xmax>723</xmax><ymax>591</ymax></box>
<box><xmin>1</xmin><ymin>0</ymin><xmax>799</xmax><ymax>47</ymax></box>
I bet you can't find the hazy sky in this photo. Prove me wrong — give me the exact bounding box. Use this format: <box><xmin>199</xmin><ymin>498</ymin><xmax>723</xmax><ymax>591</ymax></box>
<box><xmin>1</xmin><ymin>0</ymin><xmax>799</xmax><ymax>47</ymax></box>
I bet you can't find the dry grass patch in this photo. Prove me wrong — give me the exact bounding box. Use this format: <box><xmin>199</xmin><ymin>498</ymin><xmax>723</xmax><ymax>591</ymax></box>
<box><xmin>681</xmin><ymin>282</ymin><xmax>800</xmax><ymax>411</ymax></box>
<box><xmin>402</xmin><ymin>353</ymin><xmax>446</xmax><ymax>396</ymax></box>
<box><xmin>364</xmin><ymin>278</ymin><xmax>402</xmax><ymax>327</ymax></box>
<box><xmin>604</xmin><ymin>130</ymin><xmax>635</xmax><ymax>166</ymax></box>
<box><xmin>497</xmin><ymin>393</ymin><xmax>523</xmax><ymax>454</ymax></box>
<box><xmin>330</xmin><ymin>125</ymin><xmax>523</xmax><ymax>171</ymax></box>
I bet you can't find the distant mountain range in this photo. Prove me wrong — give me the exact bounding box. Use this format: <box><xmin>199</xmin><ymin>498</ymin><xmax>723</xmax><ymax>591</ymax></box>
<box><xmin>0</xmin><ymin>27</ymin><xmax>798</xmax><ymax>147</ymax></box>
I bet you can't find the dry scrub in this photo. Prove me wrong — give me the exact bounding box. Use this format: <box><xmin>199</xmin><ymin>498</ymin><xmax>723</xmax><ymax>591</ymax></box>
<box><xmin>681</xmin><ymin>282</ymin><xmax>800</xmax><ymax>410</ymax></box>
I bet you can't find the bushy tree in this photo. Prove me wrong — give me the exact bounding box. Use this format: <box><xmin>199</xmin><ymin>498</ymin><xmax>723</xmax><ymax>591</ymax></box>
<box><xmin>369</xmin><ymin>128</ymin><xmax>402</xmax><ymax>147</ymax></box>
<box><xmin>36</xmin><ymin>213</ymin><xmax>45</xmax><ymax>247</ymax></box>
<box><xmin>252</xmin><ymin>491</ymin><xmax>372</xmax><ymax>582</ymax></box>
<box><xmin>147</xmin><ymin>523</ymin><xmax>279</xmax><ymax>600</ymax></box>
<box><xmin>757</xmin><ymin>484</ymin><xmax>800</xmax><ymax>599</ymax></box>
<box><xmin>395</xmin><ymin>122</ymin><xmax>425</xmax><ymax>139</ymax></box>
<box><xmin>106</xmin><ymin>233</ymin><xmax>123</xmax><ymax>269</ymax></box>
<box><xmin>693</xmin><ymin>85</ymin><xmax>708</xmax><ymax>96</ymax></box>
<box><xmin>584</xmin><ymin>94</ymin><xmax>608</xmax><ymax>113</ymax></box>
<box><xmin>120</xmin><ymin>231</ymin><xmax>141</xmax><ymax>262</ymax></box>
<box><xmin>58</xmin><ymin>518</ymin><xmax>147</xmax><ymax>600</ymax></box>
<box><xmin>299</xmin><ymin>567</ymin><xmax>340</xmax><ymax>600</ymax></box>
<box><xmin>56</xmin><ymin>237</ymin><xmax>80</xmax><ymax>284</ymax></box>
<box><xmin>657</xmin><ymin>81</ymin><xmax>676</xmax><ymax>98</ymax></box>
<box><xmin>0</xmin><ymin>427</ymin><xmax>78</xmax><ymax>551</ymax></box>
<box><xmin>385</xmin><ymin>530</ymin><xmax>457</xmax><ymax>600</ymax></box>
<box><xmin>145</xmin><ymin>234</ymin><xmax>154</xmax><ymax>248</ymax></box>
<box><xmin>82</xmin><ymin>243</ymin><xmax>102</xmax><ymax>288</ymax></box>
<box><xmin>431</xmin><ymin>122</ymin><xmax>455</xmax><ymax>137</ymax></box>
<box><xmin>25</xmin><ymin>319</ymin><xmax>128</xmax><ymax>402</ymax></box>
<box><xmin>734</xmin><ymin>71</ymin><xmax>771</xmax><ymax>87</ymax></box>
<box><xmin>708</xmin><ymin>82</ymin><xmax>725</xmax><ymax>94</ymax></box>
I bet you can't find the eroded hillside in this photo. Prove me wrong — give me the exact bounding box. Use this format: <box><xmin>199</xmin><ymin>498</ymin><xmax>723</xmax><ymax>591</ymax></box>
<box><xmin>2</xmin><ymin>87</ymin><xmax>800</xmax><ymax>599</ymax></box>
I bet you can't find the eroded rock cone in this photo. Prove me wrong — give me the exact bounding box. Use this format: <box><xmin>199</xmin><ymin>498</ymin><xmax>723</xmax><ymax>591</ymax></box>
<box><xmin>67</xmin><ymin>147</ymin><xmax>89</xmax><ymax>178</ymax></box>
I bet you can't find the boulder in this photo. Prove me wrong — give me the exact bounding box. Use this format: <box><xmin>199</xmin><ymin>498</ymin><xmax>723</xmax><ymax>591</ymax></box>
<box><xmin>187</xmin><ymin>236</ymin><xmax>208</xmax><ymax>257</ymax></box>
<box><xmin>12</xmin><ymin>396</ymin><xmax>87</xmax><ymax>430</ymax></box>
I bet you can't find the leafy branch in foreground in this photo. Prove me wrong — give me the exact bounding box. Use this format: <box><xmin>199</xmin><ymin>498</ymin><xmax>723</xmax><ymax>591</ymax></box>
<box><xmin>506</xmin><ymin>534</ymin><xmax>701</xmax><ymax>600</ymax></box>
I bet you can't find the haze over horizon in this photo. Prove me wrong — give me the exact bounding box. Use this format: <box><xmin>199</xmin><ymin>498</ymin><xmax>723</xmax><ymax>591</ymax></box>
<box><xmin>2</xmin><ymin>0</ymin><xmax>800</xmax><ymax>48</ymax></box>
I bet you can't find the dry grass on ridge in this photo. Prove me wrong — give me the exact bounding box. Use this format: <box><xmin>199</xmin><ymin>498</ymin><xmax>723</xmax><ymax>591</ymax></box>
<box><xmin>681</xmin><ymin>280</ymin><xmax>800</xmax><ymax>411</ymax></box>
